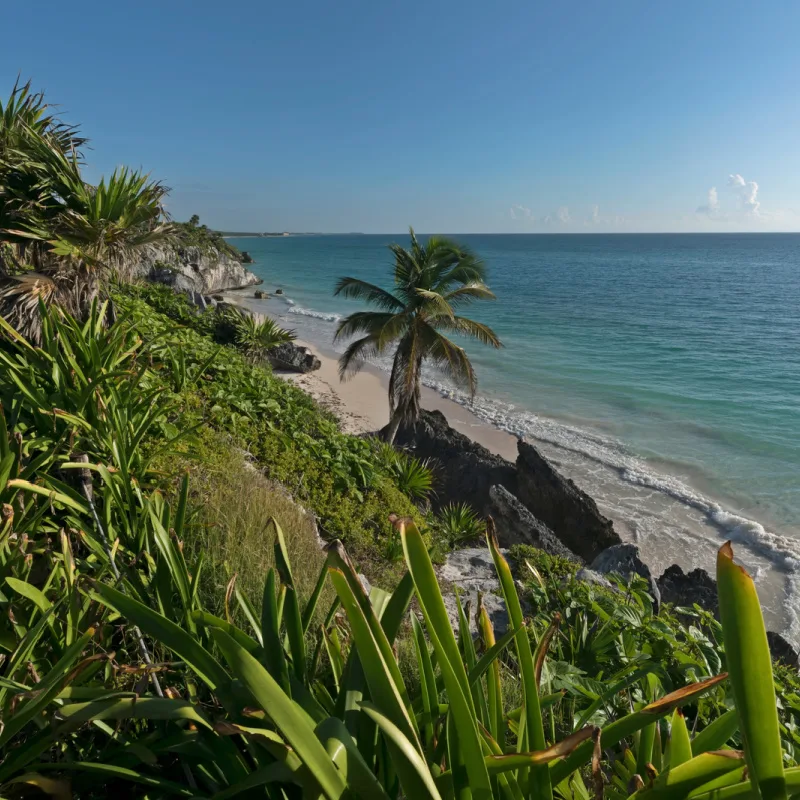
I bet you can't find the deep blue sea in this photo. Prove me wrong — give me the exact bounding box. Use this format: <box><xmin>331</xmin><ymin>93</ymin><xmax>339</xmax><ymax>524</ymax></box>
<box><xmin>229</xmin><ymin>233</ymin><xmax>800</xmax><ymax>641</ymax></box>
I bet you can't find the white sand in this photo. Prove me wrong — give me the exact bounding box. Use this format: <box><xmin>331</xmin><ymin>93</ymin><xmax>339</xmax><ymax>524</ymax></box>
<box><xmin>275</xmin><ymin>339</ymin><xmax>519</xmax><ymax>460</ymax></box>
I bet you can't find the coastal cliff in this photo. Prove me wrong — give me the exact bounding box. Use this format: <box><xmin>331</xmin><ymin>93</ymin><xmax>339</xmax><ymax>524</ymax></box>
<box><xmin>131</xmin><ymin>242</ymin><xmax>262</xmax><ymax>294</ymax></box>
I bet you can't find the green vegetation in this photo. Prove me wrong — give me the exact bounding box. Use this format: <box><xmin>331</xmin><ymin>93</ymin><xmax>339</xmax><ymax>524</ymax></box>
<box><xmin>334</xmin><ymin>227</ymin><xmax>502</xmax><ymax>443</ymax></box>
<box><xmin>174</xmin><ymin>214</ymin><xmax>245</xmax><ymax>260</ymax></box>
<box><xmin>1</xmin><ymin>79</ymin><xmax>799</xmax><ymax>799</ymax></box>
<box><xmin>0</xmin><ymin>80</ymin><xmax>173</xmax><ymax>341</ymax></box>
<box><xmin>434</xmin><ymin>501</ymin><xmax>486</xmax><ymax>546</ymax></box>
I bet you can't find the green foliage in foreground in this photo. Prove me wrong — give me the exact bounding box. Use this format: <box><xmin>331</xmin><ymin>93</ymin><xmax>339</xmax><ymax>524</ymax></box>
<box><xmin>0</xmin><ymin>296</ymin><xmax>799</xmax><ymax>798</ymax></box>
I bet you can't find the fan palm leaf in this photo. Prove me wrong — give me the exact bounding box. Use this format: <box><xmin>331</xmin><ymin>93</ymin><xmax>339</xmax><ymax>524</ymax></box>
<box><xmin>335</xmin><ymin>228</ymin><xmax>501</xmax><ymax>443</ymax></box>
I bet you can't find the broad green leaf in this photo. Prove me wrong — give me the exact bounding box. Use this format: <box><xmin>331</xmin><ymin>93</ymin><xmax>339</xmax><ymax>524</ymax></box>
<box><xmin>360</xmin><ymin>702</ymin><xmax>443</xmax><ymax>800</ymax></box>
<box><xmin>402</xmin><ymin>521</ymin><xmax>494</xmax><ymax>799</ymax></box>
<box><xmin>89</xmin><ymin>581</ymin><xmax>230</xmax><ymax>695</ymax></box>
<box><xmin>210</xmin><ymin>628</ymin><xmax>347</xmax><ymax>800</ymax></box>
<box><xmin>717</xmin><ymin>542</ymin><xmax>786</xmax><ymax>800</ymax></box>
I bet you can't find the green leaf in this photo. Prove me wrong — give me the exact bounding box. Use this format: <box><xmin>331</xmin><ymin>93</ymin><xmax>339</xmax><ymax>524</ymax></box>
<box><xmin>401</xmin><ymin>521</ymin><xmax>494</xmax><ymax>798</ymax></box>
<box><xmin>360</xmin><ymin>702</ymin><xmax>443</xmax><ymax>800</ymax></box>
<box><xmin>89</xmin><ymin>581</ymin><xmax>230</xmax><ymax>695</ymax></box>
<box><xmin>210</xmin><ymin>628</ymin><xmax>347</xmax><ymax>800</ymax></box>
<box><xmin>717</xmin><ymin>542</ymin><xmax>786</xmax><ymax>800</ymax></box>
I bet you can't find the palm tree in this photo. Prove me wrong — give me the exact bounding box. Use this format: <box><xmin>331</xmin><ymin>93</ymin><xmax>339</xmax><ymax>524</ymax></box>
<box><xmin>0</xmin><ymin>80</ymin><xmax>174</xmax><ymax>341</ymax></box>
<box><xmin>335</xmin><ymin>228</ymin><xmax>501</xmax><ymax>444</ymax></box>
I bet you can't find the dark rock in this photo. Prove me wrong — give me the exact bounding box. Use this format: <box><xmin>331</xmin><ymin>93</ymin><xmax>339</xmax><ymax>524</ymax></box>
<box><xmin>391</xmin><ymin>411</ymin><xmax>517</xmax><ymax>518</ymax></box>
<box><xmin>767</xmin><ymin>631</ymin><xmax>800</xmax><ymax>668</ymax></box>
<box><xmin>254</xmin><ymin>290</ymin><xmax>268</xmax><ymax>299</ymax></box>
<box><xmin>488</xmin><ymin>485</ymin><xmax>581</xmax><ymax>562</ymax></box>
<box><xmin>212</xmin><ymin>294</ymin><xmax>225</xmax><ymax>301</ymax></box>
<box><xmin>590</xmin><ymin>543</ymin><xmax>661</xmax><ymax>607</ymax></box>
<box><xmin>439</xmin><ymin>547</ymin><xmax>509</xmax><ymax>634</ymax></box>
<box><xmin>516</xmin><ymin>440</ymin><xmax>620</xmax><ymax>561</ymax></box>
<box><xmin>275</xmin><ymin>288</ymin><xmax>284</xmax><ymax>295</ymax></box>
<box><xmin>241</xmin><ymin>251</ymin><xmax>254</xmax><ymax>264</ymax></box>
<box><xmin>268</xmin><ymin>342</ymin><xmax>321</xmax><ymax>373</ymax></box>
<box><xmin>657</xmin><ymin>565</ymin><xmax>719</xmax><ymax>617</ymax></box>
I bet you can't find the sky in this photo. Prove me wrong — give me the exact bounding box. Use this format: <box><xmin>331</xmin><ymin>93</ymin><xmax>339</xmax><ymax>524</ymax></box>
<box><xmin>4</xmin><ymin>1</ymin><xmax>800</xmax><ymax>233</ymax></box>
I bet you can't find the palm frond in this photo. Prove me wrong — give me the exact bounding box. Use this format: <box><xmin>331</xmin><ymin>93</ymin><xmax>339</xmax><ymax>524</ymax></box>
<box><xmin>418</xmin><ymin>322</ymin><xmax>477</xmax><ymax>396</ymax></box>
<box><xmin>437</xmin><ymin>315</ymin><xmax>503</xmax><ymax>348</ymax></box>
<box><xmin>442</xmin><ymin>282</ymin><xmax>497</xmax><ymax>308</ymax></box>
<box><xmin>338</xmin><ymin>334</ymin><xmax>381</xmax><ymax>380</ymax></box>
<box><xmin>333</xmin><ymin>277</ymin><xmax>404</xmax><ymax>311</ymax></box>
<box><xmin>334</xmin><ymin>311</ymin><xmax>407</xmax><ymax>344</ymax></box>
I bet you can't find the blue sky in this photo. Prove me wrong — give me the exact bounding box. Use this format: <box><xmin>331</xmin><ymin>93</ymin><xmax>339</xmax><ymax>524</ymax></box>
<box><xmin>4</xmin><ymin>1</ymin><xmax>800</xmax><ymax>232</ymax></box>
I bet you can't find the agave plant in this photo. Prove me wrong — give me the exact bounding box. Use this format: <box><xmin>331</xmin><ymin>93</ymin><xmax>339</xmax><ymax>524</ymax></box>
<box><xmin>435</xmin><ymin>501</ymin><xmax>484</xmax><ymax>546</ymax></box>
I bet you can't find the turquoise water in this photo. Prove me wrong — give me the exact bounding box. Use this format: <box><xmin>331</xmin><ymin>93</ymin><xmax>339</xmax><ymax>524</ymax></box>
<box><xmin>229</xmin><ymin>233</ymin><xmax>800</xmax><ymax>640</ymax></box>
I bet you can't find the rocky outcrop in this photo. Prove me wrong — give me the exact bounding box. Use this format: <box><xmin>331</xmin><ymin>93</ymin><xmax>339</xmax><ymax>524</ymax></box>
<box><xmin>439</xmin><ymin>547</ymin><xmax>510</xmax><ymax>634</ymax></box>
<box><xmin>488</xmin><ymin>485</ymin><xmax>581</xmax><ymax>561</ymax></box>
<box><xmin>268</xmin><ymin>342</ymin><xmax>322</xmax><ymax>373</ymax></box>
<box><xmin>132</xmin><ymin>244</ymin><xmax>261</xmax><ymax>294</ymax></box>
<box><xmin>392</xmin><ymin>411</ymin><xmax>516</xmax><ymax>517</ymax></box>
<box><xmin>392</xmin><ymin>411</ymin><xmax>620</xmax><ymax>561</ymax></box>
<box><xmin>767</xmin><ymin>631</ymin><xmax>800</xmax><ymax>668</ymax></box>
<box><xmin>590</xmin><ymin>543</ymin><xmax>660</xmax><ymax>606</ymax></box>
<box><xmin>515</xmin><ymin>441</ymin><xmax>620</xmax><ymax>562</ymax></box>
<box><xmin>657</xmin><ymin>565</ymin><xmax>719</xmax><ymax>616</ymax></box>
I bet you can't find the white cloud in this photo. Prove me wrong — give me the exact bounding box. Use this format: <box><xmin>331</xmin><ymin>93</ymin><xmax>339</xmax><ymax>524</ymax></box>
<box><xmin>509</xmin><ymin>204</ymin><xmax>533</xmax><ymax>221</ymax></box>
<box><xmin>557</xmin><ymin>206</ymin><xmax>571</xmax><ymax>224</ymax></box>
<box><xmin>728</xmin><ymin>173</ymin><xmax>760</xmax><ymax>215</ymax></box>
<box><xmin>696</xmin><ymin>186</ymin><xmax>719</xmax><ymax>215</ymax></box>
<box><xmin>590</xmin><ymin>204</ymin><xmax>600</xmax><ymax>224</ymax></box>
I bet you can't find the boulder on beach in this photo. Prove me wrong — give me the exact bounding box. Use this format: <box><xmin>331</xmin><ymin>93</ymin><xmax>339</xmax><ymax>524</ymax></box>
<box><xmin>390</xmin><ymin>410</ymin><xmax>516</xmax><ymax>519</ymax></box>
<box><xmin>275</xmin><ymin>288</ymin><xmax>284</xmax><ymax>295</ymax></box>
<box><xmin>254</xmin><ymin>289</ymin><xmax>268</xmax><ymax>299</ymax></box>
<box><xmin>268</xmin><ymin>342</ymin><xmax>321</xmax><ymax>373</ymax></box>
<box><xmin>657</xmin><ymin>564</ymin><xmax>719</xmax><ymax>616</ymax></box>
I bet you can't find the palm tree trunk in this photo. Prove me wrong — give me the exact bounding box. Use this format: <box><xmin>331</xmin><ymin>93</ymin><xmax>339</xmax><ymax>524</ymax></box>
<box><xmin>384</xmin><ymin>407</ymin><xmax>404</xmax><ymax>445</ymax></box>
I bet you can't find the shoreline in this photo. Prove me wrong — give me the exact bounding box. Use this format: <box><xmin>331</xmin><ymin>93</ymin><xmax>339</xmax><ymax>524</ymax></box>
<box><xmin>228</xmin><ymin>289</ymin><xmax>797</xmax><ymax>645</ymax></box>
<box><xmin>275</xmin><ymin>337</ymin><xmax>640</xmax><ymax>537</ymax></box>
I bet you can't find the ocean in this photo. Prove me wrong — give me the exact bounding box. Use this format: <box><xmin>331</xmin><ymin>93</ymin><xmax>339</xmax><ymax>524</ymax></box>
<box><xmin>228</xmin><ymin>233</ymin><xmax>800</xmax><ymax>643</ymax></box>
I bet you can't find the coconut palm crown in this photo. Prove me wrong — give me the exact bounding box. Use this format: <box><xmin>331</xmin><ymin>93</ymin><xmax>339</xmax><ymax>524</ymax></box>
<box><xmin>334</xmin><ymin>228</ymin><xmax>501</xmax><ymax>443</ymax></box>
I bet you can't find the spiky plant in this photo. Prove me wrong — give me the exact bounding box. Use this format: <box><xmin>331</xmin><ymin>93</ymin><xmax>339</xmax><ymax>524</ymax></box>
<box><xmin>231</xmin><ymin>310</ymin><xmax>296</xmax><ymax>361</ymax></box>
<box><xmin>435</xmin><ymin>501</ymin><xmax>484</xmax><ymax>546</ymax></box>
<box><xmin>335</xmin><ymin>227</ymin><xmax>502</xmax><ymax>443</ymax></box>
<box><xmin>0</xmin><ymin>80</ymin><xmax>174</xmax><ymax>341</ymax></box>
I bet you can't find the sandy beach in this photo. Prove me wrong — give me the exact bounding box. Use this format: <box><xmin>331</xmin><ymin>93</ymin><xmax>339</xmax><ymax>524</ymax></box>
<box><xmin>275</xmin><ymin>338</ymin><xmax>519</xmax><ymax>460</ymax></box>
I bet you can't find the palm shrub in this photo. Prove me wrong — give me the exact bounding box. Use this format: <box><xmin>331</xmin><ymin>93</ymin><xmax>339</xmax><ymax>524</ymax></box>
<box><xmin>335</xmin><ymin>228</ymin><xmax>502</xmax><ymax>443</ymax></box>
<box><xmin>434</xmin><ymin>501</ymin><xmax>485</xmax><ymax>546</ymax></box>
<box><xmin>0</xmin><ymin>80</ymin><xmax>174</xmax><ymax>340</ymax></box>
<box><xmin>229</xmin><ymin>309</ymin><xmax>296</xmax><ymax>361</ymax></box>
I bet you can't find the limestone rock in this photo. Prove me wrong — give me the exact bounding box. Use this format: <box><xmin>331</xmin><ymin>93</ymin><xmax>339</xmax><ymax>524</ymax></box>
<box><xmin>575</xmin><ymin>568</ymin><xmax>614</xmax><ymax>590</ymax></box>
<box><xmin>515</xmin><ymin>440</ymin><xmax>620</xmax><ymax>561</ymax></box>
<box><xmin>488</xmin><ymin>485</ymin><xmax>581</xmax><ymax>562</ymax></box>
<box><xmin>268</xmin><ymin>342</ymin><xmax>322</xmax><ymax>373</ymax></box>
<box><xmin>767</xmin><ymin>631</ymin><xmax>800</xmax><ymax>668</ymax></box>
<box><xmin>439</xmin><ymin>547</ymin><xmax>509</xmax><ymax>634</ymax></box>
<box><xmin>590</xmin><ymin>543</ymin><xmax>660</xmax><ymax>606</ymax></box>
<box><xmin>132</xmin><ymin>243</ymin><xmax>261</xmax><ymax>293</ymax></box>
